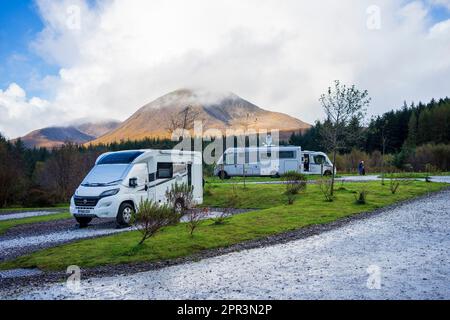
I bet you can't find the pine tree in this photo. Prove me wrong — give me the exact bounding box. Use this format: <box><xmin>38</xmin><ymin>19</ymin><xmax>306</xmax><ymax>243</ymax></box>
<box><xmin>406</xmin><ymin>112</ymin><xmax>417</xmax><ymax>147</ymax></box>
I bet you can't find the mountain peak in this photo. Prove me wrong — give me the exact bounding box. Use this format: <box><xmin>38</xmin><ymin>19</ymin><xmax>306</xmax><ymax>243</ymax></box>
<box><xmin>91</xmin><ymin>89</ymin><xmax>311</xmax><ymax>144</ymax></box>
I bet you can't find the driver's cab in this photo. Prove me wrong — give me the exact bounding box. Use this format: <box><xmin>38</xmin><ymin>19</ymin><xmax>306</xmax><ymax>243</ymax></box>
<box><xmin>302</xmin><ymin>151</ymin><xmax>334</xmax><ymax>175</ymax></box>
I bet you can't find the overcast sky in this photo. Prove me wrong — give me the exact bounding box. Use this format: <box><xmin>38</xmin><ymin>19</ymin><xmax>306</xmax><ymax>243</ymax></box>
<box><xmin>0</xmin><ymin>0</ymin><xmax>449</xmax><ymax>138</ymax></box>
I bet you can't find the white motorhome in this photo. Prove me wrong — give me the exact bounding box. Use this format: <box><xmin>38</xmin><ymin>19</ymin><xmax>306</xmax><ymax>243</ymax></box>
<box><xmin>214</xmin><ymin>146</ymin><xmax>334</xmax><ymax>179</ymax></box>
<box><xmin>70</xmin><ymin>150</ymin><xmax>203</xmax><ymax>227</ymax></box>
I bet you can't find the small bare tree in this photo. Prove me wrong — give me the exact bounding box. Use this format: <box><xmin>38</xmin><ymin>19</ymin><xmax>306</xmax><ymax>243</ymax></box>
<box><xmin>282</xmin><ymin>171</ymin><xmax>307</xmax><ymax>205</ymax></box>
<box><xmin>166</xmin><ymin>105</ymin><xmax>201</xmax><ymax>137</ymax></box>
<box><xmin>187</xmin><ymin>207</ymin><xmax>209</xmax><ymax>236</ymax></box>
<box><xmin>319</xmin><ymin>80</ymin><xmax>370</xmax><ymax>195</ymax></box>
<box><xmin>133</xmin><ymin>200</ymin><xmax>180</xmax><ymax>245</ymax></box>
<box><xmin>165</xmin><ymin>182</ymin><xmax>194</xmax><ymax>213</ymax></box>
<box><xmin>318</xmin><ymin>177</ymin><xmax>334</xmax><ymax>202</ymax></box>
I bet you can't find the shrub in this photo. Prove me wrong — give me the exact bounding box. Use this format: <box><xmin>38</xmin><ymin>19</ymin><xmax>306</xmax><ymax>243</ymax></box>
<box><xmin>133</xmin><ymin>199</ymin><xmax>180</xmax><ymax>245</ymax></box>
<box><xmin>354</xmin><ymin>188</ymin><xmax>368</xmax><ymax>204</ymax></box>
<box><xmin>212</xmin><ymin>209</ymin><xmax>232</xmax><ymax>225</ymax></box>
<box><xmin>22</xmin><ymin>188</ymin><xmax>56</xmax><ymax>207</ymax></box>
<box><xmin>165</xmin><ymin>182</ymin><xmax>194</xmax><ymax>213</ymax></box>
<box><xmin>318</xmin><ymin>177</ymin><xmax>334</xmax><ymax>202</ymax></box>
<box><xmin>282</xmin><ymin>171</ymin><xmax>307</xmax><ymax>205</ymax></box>
<box><xmin>389</xmin><ymin>177</ymin><xmax>401</xmax><ymax>194</ymax></box>
<box><xmin>186</xmin><ymin>207</ymin><xmax>209</xmax><ymax>236</ymax></box>
<box><xmin>408</xmin><ymin>144</ymin><xmax>450</xmax><ymax>172</ymax></box>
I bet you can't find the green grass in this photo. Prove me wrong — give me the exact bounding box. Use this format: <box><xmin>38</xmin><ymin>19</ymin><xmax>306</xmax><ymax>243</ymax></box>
<box><xmin>205</xmin><ymin>174</ymin><xmax>344</xmax><ymax>184</ymax></box>
<box><xmin>378</xmin><ymin>172</ymin><xmax>450</xmax><ymax>179</ymax></box>
<box><xmin>1</xmin><ymin>180</ymin><xmax>446</xmax><ymax>271</ymax></box>
<box><xmin>0</xmin><ymin>212</ymin><xmax>71</xmax><ymax>235</ymax></box>
<box><xmin>0</xmin><ymin>204</ymin><xmax>69</xmax><ymax>213</ymax></box>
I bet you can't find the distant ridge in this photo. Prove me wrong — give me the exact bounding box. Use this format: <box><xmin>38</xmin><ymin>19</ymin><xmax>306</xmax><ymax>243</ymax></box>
<box><xmin>16</xmin><ymin>120</ymin><xmax>120</xmax><ymax>149</ymax></box>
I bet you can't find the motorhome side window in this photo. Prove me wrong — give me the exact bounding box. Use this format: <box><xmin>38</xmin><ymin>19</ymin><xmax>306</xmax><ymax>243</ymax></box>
<box><xmin>279</xmin><ymin>151</ymin><xmax>295</xmax><ymax>159</ymax></box>
<box><xmin>157</xmin><ymin>162</ymin><xmax>173</xmax><ymax>179</ymax></box>
<box><xmin>314</xmin><ymin>155</ymin><xmax>326</xmax><ymax>164</ymax></box>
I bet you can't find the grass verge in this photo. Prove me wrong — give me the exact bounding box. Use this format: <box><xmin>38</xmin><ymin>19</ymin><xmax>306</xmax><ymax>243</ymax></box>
<box><xmin>0</xmin><ymin>181</ymin><xmax>446</xmax><ymax>271</ymax></box>
<box><xmin>377</xmin><ymin>172</ymin><xmax>450</xmax><ymax>179</ymax></box>
<box><xmin>0</xmin><ymin>212</ymin><xmax>71</xmax><ymax>235</ymax></box>
<box><xmin>0</xmin><ymin>204</ymin><xmax>69</xmax><ymax>213</ymax></box>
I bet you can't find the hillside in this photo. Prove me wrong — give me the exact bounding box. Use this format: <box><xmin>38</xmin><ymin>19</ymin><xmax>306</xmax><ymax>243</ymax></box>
<box><xmin>17</xmin><ymin>120</ymin><xmax>120</xmax><ymax>149</ymax></box>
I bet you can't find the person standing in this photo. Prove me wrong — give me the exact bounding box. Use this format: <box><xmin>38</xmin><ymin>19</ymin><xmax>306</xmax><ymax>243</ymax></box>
<box><xmin>358</xmin><ymin>160</ymin><xmax>365</xmax><ymax>175</ymax></box>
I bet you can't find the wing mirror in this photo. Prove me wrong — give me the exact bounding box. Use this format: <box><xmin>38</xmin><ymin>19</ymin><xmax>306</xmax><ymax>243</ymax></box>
<box><xmin>129</xmin><ymin>177</ymin><xmax>138</xmax><ymax>188</ymax></box>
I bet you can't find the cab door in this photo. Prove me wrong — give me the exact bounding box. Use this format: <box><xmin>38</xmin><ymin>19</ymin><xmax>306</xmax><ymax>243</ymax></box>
<box><xmin>310</xmin><ymin>154</ymin><xmax>326</xmax><ymax>174</ymax></box>
<box><xmin>128</xmin><ymin>163</ymin><xmax>149</xmax><ymax>203</ymax></box>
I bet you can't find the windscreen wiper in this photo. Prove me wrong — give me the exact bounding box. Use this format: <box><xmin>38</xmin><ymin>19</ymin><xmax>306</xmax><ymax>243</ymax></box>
<box><xmin>104</xmin><ymin>179</ymin><xmax>123</xmax><ymax>186</ymax></box>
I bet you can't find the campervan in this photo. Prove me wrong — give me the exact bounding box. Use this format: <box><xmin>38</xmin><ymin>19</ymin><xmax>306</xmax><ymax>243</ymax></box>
<box><xmin>214</xmin><ymin>146</ymin><xmax>334</xmax><ymax>179</ymax></box>
<box><xmin>70</xmin><ymin>150</ymin><xmax>203</xmax><ymax>227</ymax></box>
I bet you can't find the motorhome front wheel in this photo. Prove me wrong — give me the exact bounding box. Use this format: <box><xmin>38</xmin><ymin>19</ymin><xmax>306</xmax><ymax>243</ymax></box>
<box><xmin>75</xmin><ymin>217</ymin><xmax>92</xmax><ymax>228</ymax></box>
<box><xmin>117</xmin><ymin>203</ymin><xmax>135</xmax><ymax>227</ymax></box>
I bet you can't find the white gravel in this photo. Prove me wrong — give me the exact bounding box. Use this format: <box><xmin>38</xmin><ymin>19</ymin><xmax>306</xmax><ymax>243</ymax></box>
<box><xmin>0</xmin><ymin>269</ymin><xmax>42</xmax><ymax>279</ymax></box>
<box><xmin>3</xmin><ymin>189</ymin><xmax>449</xmax><ymax>300</ymax></box>
<box><xmin>0</xmin><ymin>211</ymin><xmax>61</xmax><ymax>221</ymax></box>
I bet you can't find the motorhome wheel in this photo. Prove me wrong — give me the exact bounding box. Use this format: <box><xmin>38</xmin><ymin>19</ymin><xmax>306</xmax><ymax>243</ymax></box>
<box><xmin>76</xmin><ymin>217</ymin><xmax>92</xmax><ymax>228</ymax></box>
<box><xmin>117</xmin><ymin>203</ymin><xmax>135</xmax><ymax>226</ymax></box>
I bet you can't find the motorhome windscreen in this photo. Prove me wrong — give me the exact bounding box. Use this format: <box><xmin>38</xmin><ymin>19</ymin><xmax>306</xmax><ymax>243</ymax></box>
<box><xmin>81</xmin><ymin>164</ymin><xmax>129</xmax><ymax>186</ymax></box>
<box><xmin>98</xmin><ymin>151</ymin><xmax>144</xmax><ymax>165</ymax></box>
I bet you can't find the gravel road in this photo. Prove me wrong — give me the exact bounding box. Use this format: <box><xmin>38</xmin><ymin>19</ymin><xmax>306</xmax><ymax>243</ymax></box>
<box><xmin>2</xmin><ymin>189</ymin><xmax>449</xmax><ymax>300</ymax></box>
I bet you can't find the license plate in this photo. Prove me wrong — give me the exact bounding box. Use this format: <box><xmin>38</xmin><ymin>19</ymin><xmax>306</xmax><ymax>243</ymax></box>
<box><xmin>77</xmin><ymin>209</ymin><xmax>92</xmax><ymax>214</ymax></box>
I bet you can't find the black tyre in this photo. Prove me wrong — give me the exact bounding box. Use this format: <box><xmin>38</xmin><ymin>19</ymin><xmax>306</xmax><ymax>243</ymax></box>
<box><xmin>174</xmin><ymin>198</ymin><xmax>185</xmax><ymax>214</ymax></box>
<box><xmin>323</xmin><ymin>170</ymin><xmax>332</xmax><ymax>176</ymax></box>
<box><xmin>218</xmin><ymin>171</ymin><xmax>229</xmax><ymax>180</ymax></box>
<box><xmin>76</xmin><ymin>217</ymin><xmax>92</xmax><ymax>228</ymax></box>
<box><xmin>116</xmin><ymin>202</ymin><xmax>135</xmax><ymax>227</ymax></box>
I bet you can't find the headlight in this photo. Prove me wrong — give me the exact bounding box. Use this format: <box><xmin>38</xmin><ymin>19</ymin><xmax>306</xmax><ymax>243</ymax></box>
<box><xmin>99</xmin><ymin>188</ymin><xmax>120</xmax><ymax>198</ymax></box>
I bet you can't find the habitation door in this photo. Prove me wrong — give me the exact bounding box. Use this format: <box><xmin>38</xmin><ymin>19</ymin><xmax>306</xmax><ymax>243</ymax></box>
<box><xmin>284</xmin><ymin>160</ymin><xmax>298</xmax><ymax>173</ymax></box>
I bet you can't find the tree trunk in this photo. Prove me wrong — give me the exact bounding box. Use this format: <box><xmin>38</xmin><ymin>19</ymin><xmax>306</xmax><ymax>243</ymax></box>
<box><xmin>331</xmin><ymin>149</ymin><xmax>337</xmax><ymax>196</ymax></box>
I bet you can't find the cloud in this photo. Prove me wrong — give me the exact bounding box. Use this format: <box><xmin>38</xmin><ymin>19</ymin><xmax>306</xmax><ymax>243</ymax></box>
<box><xmin>0</xmin><ymin>83</ymin><xmax>65</xmax><ymax>138</ymax></box>
<box><xmin>1</xmin><ymin>0</ymin><xmax>450</xmax><ymax>138</ymax></box>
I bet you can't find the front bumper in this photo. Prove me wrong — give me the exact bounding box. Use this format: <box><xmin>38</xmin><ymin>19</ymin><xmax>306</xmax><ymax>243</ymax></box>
<box><xmin>70</xmin><ymin>196</ymin><xmax>120</xmax><ymax>219</ymax></box>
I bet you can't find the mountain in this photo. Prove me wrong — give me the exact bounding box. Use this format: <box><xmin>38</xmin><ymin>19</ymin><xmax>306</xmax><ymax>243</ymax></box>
<box><xmin>17</xmin><ymin>120</ymin><xmax>120</xmax><ymax>149</ymax></box>
<box><xmin>91</xmin><ymin>89</ymin><xmax>310</xmax><ymax>144</ymax></box>
<box><xmin>73</xmin><ymin>120</ymin><xmax>121</xmax><ymax>138</ymax></box>
<box><xmin>17</xmin><ymin>127</ymin><xmax>95</xmax><ymax>149</ymax></box>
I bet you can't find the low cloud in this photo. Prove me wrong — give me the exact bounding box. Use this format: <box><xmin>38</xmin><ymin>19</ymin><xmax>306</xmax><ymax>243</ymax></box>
<box><xmin>1</xmin><ymin>0</ymin><xmax>449</xmax><ymax>138</ymax></box>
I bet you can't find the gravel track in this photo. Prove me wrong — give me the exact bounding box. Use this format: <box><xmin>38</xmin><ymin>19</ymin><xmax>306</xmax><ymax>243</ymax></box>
<box><xmin>1</xmin><ymin>189</ymin><xmax>449</xmax><ymax>300</ymax></box>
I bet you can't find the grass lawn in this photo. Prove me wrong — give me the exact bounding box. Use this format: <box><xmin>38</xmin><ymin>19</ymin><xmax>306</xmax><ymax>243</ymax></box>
<box><xmin>0</xmin><ymin>181</ymin><xmax>446</xmax><ymax>271</ymax></box>
<box><xmin>0</xmin><ymin>212</ymin><xmax>71</xmax><ymax>235</ymax></box>
<box><xmin>377</xmin><ymin>172</ymin><xmax>450</xmax><ymax>179</ymax></box>
<box><xmin>205</xmin><ymin>174</ymin><xmax>345</xmax><ymax>184</ymax></box>
<box><xmin>0</xmin><ymin>204</ymin><xmax>69</xmax><ymax>213</ymax></box>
